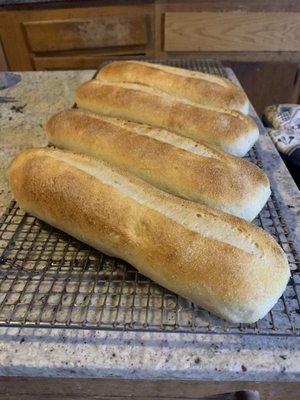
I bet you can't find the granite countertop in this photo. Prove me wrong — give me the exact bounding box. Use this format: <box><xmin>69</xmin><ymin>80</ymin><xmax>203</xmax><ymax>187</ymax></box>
<box><xmin>0</xmin><ymin>70</ymin><xmax>93</xmax><ymax>216</ymax></box>
<box><xmin>0</xmin><ymin>70</ymin><xmax>300</xmax><ymax>381</ymax></box>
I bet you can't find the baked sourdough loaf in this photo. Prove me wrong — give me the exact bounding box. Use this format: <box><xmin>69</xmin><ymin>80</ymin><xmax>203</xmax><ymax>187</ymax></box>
<box><xmin>97</xmin><ymin>61</ymin><xmax>250</xmax><ymax>114</ymax></box>
<box><xmin>8</xmin><ymin>148</ymin><xmax>290</xmax><ymax>323</ymax></box>
<box><xmin>75</xmin><ymin>79</ymin><xmax>258</xmax><ymax>157</ymax></box>
<box><xmin>47</xmin><ymin>109</ymin><xmax>270</xmax><ymax>221</ymax></box>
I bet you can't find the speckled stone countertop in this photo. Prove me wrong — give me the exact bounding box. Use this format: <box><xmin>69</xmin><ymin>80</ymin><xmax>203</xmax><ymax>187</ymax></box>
<box><xmin>0</xmin><ymin>70</ymin><xmax>299</xmax><ymax>381</ymax></box>
<box><xmin>0</xmin><ymin>71</ymin><xmax>92</xmax><ymax>215</ymax></box>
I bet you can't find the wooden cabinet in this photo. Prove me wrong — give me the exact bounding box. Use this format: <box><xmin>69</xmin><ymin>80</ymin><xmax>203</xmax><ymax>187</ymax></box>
<box><xmin>224</xmin><ymin>62</ymin><xmax>300</xmax><ymax>116</ymax></box>
<box><xmin>1</xmin><ymin>1</ymin><xmax>300</xmax><ymax>69</ymax></box>
<box><xmin>156</xmin><ymin>0</ymin><xmax>300</xmax><ymax>62</ymax></box>
<box><xmin>1</xmin><ymin>376</ymin><xmax>300</xmax><ymax>400</ymax></box>
<box><xmin>0</xmin><ymin>0</ymin><xmax>299</xmax><ymax>114</ymax></box>
<box><xmin>164</xmin><ymin>12</ymin><xmax>300</xmax><ymax>53</ymax></box>
<box><xmin>0</xmin><ymin>39</ymin><xmax>8</xmax><ymax>71</ymax></box>
<box><xmin>24</xmin><ymin>15</ymin><xmax>148</xmax><ymax>53</ymax></box>
<box><xmin>0</xmin><ymin>4</ymin><xmax>154</xmax><ymax>70</ymax></box>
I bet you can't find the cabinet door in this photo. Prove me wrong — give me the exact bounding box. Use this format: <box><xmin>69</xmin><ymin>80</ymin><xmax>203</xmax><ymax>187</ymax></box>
<box><xmin>0</xmin><ymin>5</ymin><xmax>153</xmax><ymax>71</ymax></box>
<box><xmin>24</xmin><ymin>14</ymin><xmax>148</xmax><ymax>53</ymax></box>
<box><xmin>164</xmin><ymin>12</ymin><xmax>300</xmax><ymax>52</ymax></box>
<box><xmin>225</xmin><ymin>62</ymin><xmax>300</xmax><ymax>116</ymax></box>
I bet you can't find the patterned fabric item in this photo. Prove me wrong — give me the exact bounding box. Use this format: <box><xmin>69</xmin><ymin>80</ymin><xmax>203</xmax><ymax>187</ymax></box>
<box><xmin>268</xmin><ymin>129</ymin><xmax>300</xmax><ymax>164</ymax></box>
<box><xmin>264</xmin><ymin>104</ymin><xmax>300</xmax><ymax>130</ymax></box>
<box><xmin>263</xmin><ymin>105</ymin><xmax>300</xmax><ymax>170</ymax></box>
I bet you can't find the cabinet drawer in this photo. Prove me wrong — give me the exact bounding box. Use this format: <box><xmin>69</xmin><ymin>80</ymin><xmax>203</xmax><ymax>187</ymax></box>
<box><xmin>32</xmin><ymin>49</ymin><xmax>146</xmax><ymax>70</ymax></box>
<box><xmin>24</xmin><ymin>14</ymin><xmax>148</xmax><ymax>53</ymax></box>
<box><xmin>164</xmin><ymin>12</ymin><xmax>300</xmax><ymax>52</ymax></box>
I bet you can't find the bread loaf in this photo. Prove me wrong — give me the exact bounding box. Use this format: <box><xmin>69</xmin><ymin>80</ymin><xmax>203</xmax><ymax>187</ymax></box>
<box><xmin>46</xmin><ymin>109</ymin><xmax>270</xmax><ymax>221</ymax></box>
<box><xmin>97</xmin><ymin>61</ymin><xmax>250</xmax><ymax>114</ymax></box>
<box><xmin>8</xmin><ymin>147</ymin><xmax>290</xmax><ymax>323</ymax></box>
<box><xmin>75</xmin><ymin>79</ymin><xmax>258</xmax><ymax>157</ymax></box>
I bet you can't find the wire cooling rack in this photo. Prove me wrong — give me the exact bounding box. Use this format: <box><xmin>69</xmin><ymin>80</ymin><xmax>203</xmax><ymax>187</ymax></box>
<box><xmin>0</xmin><ymin>60</ymin><xmax>299</xmax><ymax>335</ymax></box>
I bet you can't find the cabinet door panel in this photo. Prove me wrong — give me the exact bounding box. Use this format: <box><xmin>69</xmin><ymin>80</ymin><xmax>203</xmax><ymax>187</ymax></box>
<box><xmin>225</xmin><ymin>62</ymin><xmax>300</xmax><ymax>116</ymax></box>
<box><xmin>24</xmin><ymin>14</ymin><xmax>148</xmax><ymax>52</ymax></box>
<box><xmin>164</xmin><ymin>12</ymin><xmax>300</xmax><ymax>52</ymax></box>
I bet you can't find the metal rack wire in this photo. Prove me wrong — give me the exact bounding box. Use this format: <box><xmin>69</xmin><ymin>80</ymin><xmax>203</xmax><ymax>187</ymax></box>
<box><xmin>0</xmin><ymin>60</ymin><xmax>299</xmax><ymax>335</ymax></box>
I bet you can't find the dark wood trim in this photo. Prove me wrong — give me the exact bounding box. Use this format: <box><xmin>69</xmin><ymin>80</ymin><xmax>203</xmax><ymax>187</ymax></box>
<box><xmin>1</xmin><ymin>0</ymin><xmax>299</xmax><ymax>13</ymax></box>
<box><xmin>0</xmin><ymin>377</ymin><xmax>299</xmax><ymax>400</ymax></box>
<box><xmin>164</xmin><ymin>52</ymin><xmax>300</xmax><ymax>63</ymax></box>
<box><xmin>157</xmin><ymin>0</ymin><xmax>300</xmax><ymax>12</ymax></box>
<box><xmin>0</xmin><ymin>1</ymin><xmax>155</xmax><ymax>12</ymax></box>
<box><xmin>0</xmin><ymin>37</ymin><xmax>8</xmax><ymax>71</ymax></box>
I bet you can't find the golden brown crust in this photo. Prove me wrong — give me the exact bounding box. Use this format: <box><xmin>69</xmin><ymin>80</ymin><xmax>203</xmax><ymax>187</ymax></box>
<box><xmin>75</xmin><ymin>80</ymin><xmax>258</xmax><ymax>157</ymax></box>
<box><xmin>97</xmin><ymin>61</ymin><xmax>249</xmax><ymax>114</ymax></box>
<box><xmin>8</xmin><ymin>147</ymin><xmax>290</xmax><ymax>323</ymax></box>
<box><xmin>46</xmin><ymin>109</ymin><xmax>270</xmax><ymax>220</ymax></box>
